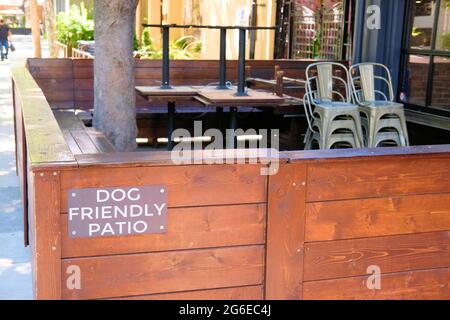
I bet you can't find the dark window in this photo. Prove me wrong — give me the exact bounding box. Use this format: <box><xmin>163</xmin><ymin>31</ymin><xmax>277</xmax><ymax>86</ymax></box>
<box><xmin>400</xmin><ymin>0</ymin><xmax>450</xmax><ymax>114</ymax></box>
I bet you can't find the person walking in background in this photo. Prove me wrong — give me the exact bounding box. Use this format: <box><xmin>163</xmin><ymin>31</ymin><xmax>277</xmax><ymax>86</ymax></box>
<box><xmin>0</xmin><ymin>19</ymin><xmax>12</xmax><ymax>61</ymax></box>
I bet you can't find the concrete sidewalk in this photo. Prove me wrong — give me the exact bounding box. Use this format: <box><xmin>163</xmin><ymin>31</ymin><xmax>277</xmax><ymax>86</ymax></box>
<box><xmin>0</xmin><ymin>36</ymin><xmax>48</xmax><ymax>300</ymax></box>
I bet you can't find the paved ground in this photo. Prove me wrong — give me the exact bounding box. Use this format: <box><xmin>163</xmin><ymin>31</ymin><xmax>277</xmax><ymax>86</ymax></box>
<box><xmin>0</xmin><ymin>35</ymin><xmax>48</xmax><ymax>300</ymax></box>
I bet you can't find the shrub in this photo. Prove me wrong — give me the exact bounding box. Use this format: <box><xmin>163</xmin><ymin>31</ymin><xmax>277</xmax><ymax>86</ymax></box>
<box><xmin>56</xmin><ymin>3</ymin><xmax>94</xmax><ymax>49</ymax></box>
<box><xmin>136</xmin><ymin>31</ymin><xmax>202</xmax><ymax>60</ymax></box>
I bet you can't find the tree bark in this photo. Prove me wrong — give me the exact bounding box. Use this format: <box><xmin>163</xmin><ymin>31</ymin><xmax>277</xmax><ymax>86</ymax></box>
<box><xmin>93</xmin><ymin>0</ymin><xmax>138</xmax><ymax>151</ymax></box>
<box><xmin>44</xmin><ymin>0</ymin><xmax>58</xmax><ymax>58</ymax></box>
<box><xmin>30</xmin><ymin>0</ymin><xmax>41</xmax><ymax>58</ymax></box>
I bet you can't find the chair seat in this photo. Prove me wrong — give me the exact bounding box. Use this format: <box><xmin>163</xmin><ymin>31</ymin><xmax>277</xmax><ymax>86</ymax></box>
<box><xmin>314</xmin><ymin>101</ymin><xmax>359</xmax><ymax>110</ymax></box>
<box><xmin>361</xmin><ymin>101</ymin><xmax>403</xmax><ymax>109</ymax></box>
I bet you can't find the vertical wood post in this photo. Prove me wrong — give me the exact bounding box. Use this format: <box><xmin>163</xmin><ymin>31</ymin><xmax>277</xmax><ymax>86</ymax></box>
<box><xmin>275</xmin><ymin>71</ymin><xmax>284</xmax><ymax>97</ymax></box>
<box><xmin>30</xmin><ymin>0</ymin><xmax>42</xmax><ymax>58</ymax></box>
<box><xmin>265</xmin><ymin>162</ymin><xmax>306</xmax><ymax>299</ymax></box>
<box><xmin>31</xmin><ymin>170</ymin><xmax>61</xmax><ymax>299</ymax></box>
<box><xmin>135</xmin><ymin>0</ymin><xmax>143</xmax><ymax>45</ymax></box>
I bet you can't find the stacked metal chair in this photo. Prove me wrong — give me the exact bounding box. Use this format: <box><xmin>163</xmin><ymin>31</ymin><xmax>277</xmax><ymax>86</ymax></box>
<box><xmin>349</xmin><ymin>63</ymin><xmax>409</xmax><ymax>148</ymax></box>
<box><xmin>303</xmin><ymin>62</ymin><xmax>364</xmax><ymax>150</ymax></box>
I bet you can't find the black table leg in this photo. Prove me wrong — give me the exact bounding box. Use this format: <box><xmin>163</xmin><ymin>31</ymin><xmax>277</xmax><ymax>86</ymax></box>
<box><xmin>216</xmin><ymin>107</ymin><xmax>224</xmax><ymax>133</ymax></box>
<box><xmin>236</xmin><ymin>28</ymin><xmax>247</xmax><ymax>96</ymax></box>
<box><xmin>167</xmin><ymin>101</ymin><xmax>175</xmax><ymax>150</ymax></box>
<box><xmin>161</xmin><ymin>26</ymin><xmax>172</xmax><ymax>89</ymax></box>
<box><xmin>264</xmin><ymin>108</ymin><xmax>275</xmax><ymax>148</ymax></box>
<box><xmin>217</xmin><ymin>28</ymin><xmax>229</xmax><ymax>90</ymax></box>
<box><xmin>227</xmin><ymin>107</ymin><xmax>237</xmax><ymax>149</ymax></box>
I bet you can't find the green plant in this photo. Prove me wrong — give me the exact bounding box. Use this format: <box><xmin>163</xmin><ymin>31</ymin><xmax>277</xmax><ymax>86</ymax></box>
<box><xmin>411</xmin><ymin>27</ymin><xmax>422</xmax><ymax>37</ymax></box>
<box><xmin>171</xmin><ymin>36</ymin><xmax>202</xmax><ymax>59</ymax></box>
<box><xmin>441</xmin><ymin>32</ymin><xmax>450</xmax><ymax>49</ymax></box>
<box><xmin>56</xmin><ymin>3</ymin><xmax>94</xmax><ymax>49</ymax></box>
<box><xmin>136</xmin><ymin>30</ymin><xmax>202</xmax><ymax>60</ymax></box>
<box><xmin>142</xmin><ymin>27</ymin><xmax>152</xmax><ymax>47</ymax></box>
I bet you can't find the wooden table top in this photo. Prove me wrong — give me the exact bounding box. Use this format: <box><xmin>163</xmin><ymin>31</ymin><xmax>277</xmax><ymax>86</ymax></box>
<box><xmin>197</xmin><ymin>89</ymin><xmax>284</xmax><ymax>105</ymax></box>
<box><xmin>135</xmin><ymin>86</ymin><xmax>199</xmax><ymax>96</ymax></box>
<box><xmin>136</xmin><ymin>86</ymin><xmax>286</xmax><ymax>107</ymax></box>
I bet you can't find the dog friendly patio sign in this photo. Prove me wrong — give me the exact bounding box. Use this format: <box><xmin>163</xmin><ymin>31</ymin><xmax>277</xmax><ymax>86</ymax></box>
<box><xmin>67</xmin><ymin>186</ymin><xmax>167</xmax><ymax>238</ymax></box>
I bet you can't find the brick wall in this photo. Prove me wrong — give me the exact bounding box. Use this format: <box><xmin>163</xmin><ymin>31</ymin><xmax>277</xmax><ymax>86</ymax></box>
<box><xmin>432</xmin><ymin>58</ymin><xmax>450</xmax><ymax>109</ymax></box>
<box><xmin>405</xmin><ymin>56</ymin><xmax>450</xmax><ymax>111</ymax></box>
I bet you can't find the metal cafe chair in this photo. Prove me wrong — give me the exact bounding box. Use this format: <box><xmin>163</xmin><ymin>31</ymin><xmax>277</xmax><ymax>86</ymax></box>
<box><xmin>303</xmin><ymin>93</ymin><xmax>362</xmax><ymax>149</ymax></box>
<box><xmin>303</xmin><ymin>62</ymin><xmax>364</xmax><ymax>150</ymax></box>
<box><xmin>305</xmin><ymin>130</ymin><xmax>360</xmax><ymax>150</ymax></box>
<box><xmin>374</xmin><ymin>130</ymin><xmax>403</xmax><ymax>147</ymax></box>
<box><xmin>350</xmin><ymin>62</ymin><xmax>409</xmax><ymax>148</ymax></box>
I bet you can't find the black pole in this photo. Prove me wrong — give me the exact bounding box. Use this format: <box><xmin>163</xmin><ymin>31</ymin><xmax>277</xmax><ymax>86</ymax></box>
<box><xmin>217</xmin><ymin>28</ymin><xmax>228</xmax><ymax>90</ymax></box>
<box><xmin>227</xmin><ymin>107</ymin><xmax>238</xmax><ymax>149</ymax></box>
<box><xmin>167</xmin><ymin>102</ymin><xmax>175</xmax><ymax>150</ymax></box>
<box><xmin>236</xmin><ymin>28</ymin><xmax>247</xmax><ymax>96</ymax></box>
<box><xmin>161</xmin><ymin>25</ymin><xmax>171</xmax><ymax>89</ymax></box>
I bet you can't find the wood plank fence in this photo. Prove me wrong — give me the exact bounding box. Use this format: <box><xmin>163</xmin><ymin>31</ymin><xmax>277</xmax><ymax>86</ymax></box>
<box><xmin>11</xmin><ymin>58</ymin><xmax>450</xmax><ymax>300</ymax></box>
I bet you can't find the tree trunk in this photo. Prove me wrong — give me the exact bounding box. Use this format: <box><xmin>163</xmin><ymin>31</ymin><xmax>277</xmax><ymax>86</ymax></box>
<box><xmin>93</xmin><ymin>0</ymin><xmax>138</xmax><ymax>151</ymax></box>
<box><xmin>44</xmin><ymin>0</ymin><xmax>58</xmax><ymax>58</ymax></box>
<box><xmin>30</xmin><ymin>0</ymin><xmax>41</xmax><ymax>58</ymax></box>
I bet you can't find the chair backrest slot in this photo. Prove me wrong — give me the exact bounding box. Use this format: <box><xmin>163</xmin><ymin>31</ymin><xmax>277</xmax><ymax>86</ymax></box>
<box><xmin>306</xmin><ymin>62</ymin><xmax>351</xmax><ymax>105</ymax></box>
<box><xmin>359</xmin><ymin>64</ymin><xmax>376</xmax><ymax>102</ymax></box>
<box><xmin>350</xmin><ymin>63</ymin><xmax>395</xmax><ymax>104</ymax></box>
<box><xmin>317</xmin><ymin>64</ymin><xmax>334</xmax><ymax>102</ymax></box>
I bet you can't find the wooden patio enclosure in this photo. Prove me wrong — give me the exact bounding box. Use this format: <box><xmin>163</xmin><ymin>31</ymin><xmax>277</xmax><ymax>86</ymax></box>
<box><xmin>12</xmin><ymin>58</ymin><xmax>450</xmax><ymax>300</ymax></box>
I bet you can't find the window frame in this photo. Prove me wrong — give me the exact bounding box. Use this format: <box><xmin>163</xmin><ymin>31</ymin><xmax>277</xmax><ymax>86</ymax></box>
<box><xmin>399</xmin><ymin>0</ymin><xmax>450</xmax><ymax>117</ymax></box>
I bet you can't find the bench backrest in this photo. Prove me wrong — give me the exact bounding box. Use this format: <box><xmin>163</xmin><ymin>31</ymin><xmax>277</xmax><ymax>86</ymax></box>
<box><xmin>27</xmin><ymin>58</ymin><xmax>323</xmax><ymax>111</ymax></box>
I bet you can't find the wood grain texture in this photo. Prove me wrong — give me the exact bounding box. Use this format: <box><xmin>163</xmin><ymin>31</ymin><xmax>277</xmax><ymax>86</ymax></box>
<box><xmin>27</xmin><ymin>58</ymin><xmax>73</xmax><ymax>68</ymax></box>
<box><xmin>110</xmin><ymin>285</ymin><xmax>263</xmax><ymax>300</ymax></box>
<box><xmin>72</xmin><ymin>149</ymin><xmax>280</xmax><ymax>168</ymax></box>
<box><xmin>306</xmin><ymin>156</ymin><xmax>450</xmax><ymax>202</ymax></box>
<box><xmin>306</xmin><ymin>193</ymin><xmax>450</xmax><ymax>241</ymax></box>
<box><xmin>198</xmin><ymin>89</ymin><xmax>285</xmax><ymax>105</ymax></box>
<box><xmin>59</xmin><ymin>164</ymin><xmax>267</xmax><ymax>210</ymax></box>
<box><xmin>84</xmin><ymin>127</ymin><xmax>116</xmax><ymax>153</ymax></box>
<box><xmin>265</xmin><ymin>162</ymin><xmax>306</xmax><ymax>300</ymax></box>
<box><xmin>13</xmin><ymin>80</ymin><xmax>29</xmax><ymax>245</ymax></box>
<box><xmin>285</xmin><ymin>145</ymin><xmax>450</xmax><ymax>162</ymax></box>
<box><xmin>54</xmin><ymin>111</ymin><xmax>115</xmax><ymax>154</ymax></box>
<box><xmin>11</xmin><ymin>63</ymin><xmax>75</xmax><ymax>166</ymax></box>
<box><xmin>31</xmin><ymin>170</ymin><xmax>62</xmax><ymax>299</ymax></box>
<box><xmin>303</xmin><ymin>267</ymin><xmax>450</xmax><ymax>300</ymax></box>
<box><xmin>62</xmin><ymin>245</ymin><xmax>264</xmax><ymax>300</ymax></box>
<box><xmin>61</xmin><ymin>204</ymin><xmax>265</xmax><ymax>258</ymax></box>
<box><xmin>62</xmin><ymin>131</ymin><xmax>82</xmax><ymax>155</ymax></box>
<box><xmin>27</xmin><ymin>58</ymin><xmax>320</xmax><ymax>110</ymax></box>
<box><xmin>304</xmin><ymin>231</ymin><xmax>450</xmax><ymax>281</ymax></box>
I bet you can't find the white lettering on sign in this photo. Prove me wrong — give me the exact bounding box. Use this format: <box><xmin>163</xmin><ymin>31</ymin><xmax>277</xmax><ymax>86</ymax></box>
<box><xmin>68</xmin><ymin>186</ymin><xmax>167</xmax><ymax>238</ymax></box>
<box><xmin>96</xmin><ymin>188</ymin><xmax>142</xmax><ymax>203</ymax></box>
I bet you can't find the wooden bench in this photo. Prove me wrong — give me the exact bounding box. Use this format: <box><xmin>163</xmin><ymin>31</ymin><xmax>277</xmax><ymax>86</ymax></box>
<box><xmin>27</xmin><ymin>58</ymin><xmax>332</xmax><ymax>111</ymax></box>
<box><xmin>53</xmin><ymin>110</ymin><xmax>116</xmax><ymax>155</ymax></box>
